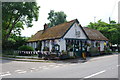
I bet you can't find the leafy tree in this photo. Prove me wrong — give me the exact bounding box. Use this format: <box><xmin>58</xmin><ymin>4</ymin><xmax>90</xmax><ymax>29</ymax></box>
<box><xmin>87</xmin><ymin>20</ymin><xmax>120</xmax><ymax>51</ymax></box>
<box><xmin>3</xmin><ymin>34</ymin><xmax>29</xmax><ymax>50</ymax></box>
<box><xmin>47</xmin><ymin>10</ymin><xmax>67</xmax><ymax>27</ymax></box>
<box><xmin>18</xmin><ymin>45</ymin><xmax>34</xmax><ymax>51</ymax></box>
<box><xmin>2</xmin><ymin>2</ymin><xmax>40</xmax><ymax>50</ymax></box>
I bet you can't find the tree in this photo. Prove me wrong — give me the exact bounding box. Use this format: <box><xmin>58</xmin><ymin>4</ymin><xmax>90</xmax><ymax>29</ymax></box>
<box><xmin>3</xmin><ymin>34</ymin><xmax>29</xmax><ymax>50</ymax></box>
<box><xmin>47</xmin><ymin>10</ymin><xmax>67</xmax><ymax>27</ymax></box>
<box><xmin>2</xmin><ymin>2</ymin><xmax>40</xmax><ymax>42</ymax></box>
<box><xmin>87</xmin><ymin>20</ymin><xmax>120</xmax><ymax>51</ymax></box>
<box><xmin>2</xmin><ymin>2</ymin><xmax>40</xmax><ymax>50</ymax></box>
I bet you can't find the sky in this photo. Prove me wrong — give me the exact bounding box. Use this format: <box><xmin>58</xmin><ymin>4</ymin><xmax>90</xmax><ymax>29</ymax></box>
<box><xmin>21</xmin><ymin>0</ymin><xmax>119</xmax><ymax>37</ymax></box>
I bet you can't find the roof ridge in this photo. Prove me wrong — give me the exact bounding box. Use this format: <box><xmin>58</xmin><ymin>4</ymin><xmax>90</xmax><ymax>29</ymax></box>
<box><xmin>48</xmin><ymin>19</ymin><xmax>76</xmax><ymax>28</ymax></box>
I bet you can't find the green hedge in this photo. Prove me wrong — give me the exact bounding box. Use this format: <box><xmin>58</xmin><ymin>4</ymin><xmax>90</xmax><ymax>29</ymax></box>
<box><xmin>89</xmin><ymin>47</ymin><xmax>100</xmax><ymax>56</ymax></box>
<box><xmin>18</xmin><ymin>45</ymin><xmax>34</xmax><ymax>51</ymax></box>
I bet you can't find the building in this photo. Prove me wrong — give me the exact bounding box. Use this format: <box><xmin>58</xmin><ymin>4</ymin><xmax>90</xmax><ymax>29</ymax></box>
<box><xmin>27</xmin><ymin>19</ymin><xmax>108</xmax><ymax>57</ymax></box>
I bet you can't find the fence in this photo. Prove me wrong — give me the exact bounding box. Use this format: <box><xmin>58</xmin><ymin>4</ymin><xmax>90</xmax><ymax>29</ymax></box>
<box><xmin>14</xmin><ymin>51</ymin><xmax>70</xmax><ymax>60</ymax></box>
<box><xmin>14</xmin><ymin>51</ymin><xmax>39</xmax><ymax>56</ymax></box>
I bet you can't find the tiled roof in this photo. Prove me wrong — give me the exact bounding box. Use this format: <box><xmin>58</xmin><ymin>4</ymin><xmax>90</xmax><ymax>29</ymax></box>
<box><xmin>28</xmin><ymin>19</ymin><xmax>76</xmax><ymax>42</ymax></box>
<box><xmin>83</xmin><ymin>27</ymin><xmax>108</xmax><ymax>41</ymax></box>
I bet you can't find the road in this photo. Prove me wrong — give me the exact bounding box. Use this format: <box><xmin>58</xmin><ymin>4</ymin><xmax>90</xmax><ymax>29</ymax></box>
<box><xmin>0</xmin><ymin>54</ymin><xmax>119</xmax><ymax>79</ymax></box>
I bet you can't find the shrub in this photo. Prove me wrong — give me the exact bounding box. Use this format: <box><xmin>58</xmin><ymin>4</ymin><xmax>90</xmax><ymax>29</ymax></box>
<box><xmin>104</xmin><ymin>47</ymin><xmax>110</xmax><ymax>53</ymax></box>
<box><xmin>89</xmin><ymin>47</ymin><xmax>99</xmax><ymax>53</ymax></box>
<box><xmin>18</xmin><ymin>45</ymin><xmax>34</xmax><ymax>51</ymax></box>
<box><xmin>2</xmin><ymin>50</ymin><xmax>19</xmax><ymax>56</ymax></box>
<box><xmin>89</xmin><ymin>47</ymin><xmax>99</xmax><ymax>56</ymax></box>
<box><xmin>43</xmin><ymin>46</ymin><xmax>49</xmax><ymax>51</ymax></box>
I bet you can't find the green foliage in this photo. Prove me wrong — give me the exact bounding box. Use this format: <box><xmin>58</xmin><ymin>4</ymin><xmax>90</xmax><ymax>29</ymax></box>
<box><xmin>47</xmin><ymin>10</ymin><xmax>67</xmax><ymax>27</ymax></box>
<box><xmin>61</xmin><ymin>50</ymin><xmax>68</xmax><ymax>54</ymax></box>
<box><xmin>89</xmin><ymin>47</ymin><xmax>99</xmax><ymax>54</ymax></box>
<box><xmin>87</xmin><ymin>20</ymin><xmax>120</xmax><ymax>45</ymax></box>
<box><xmin>51</xmin><ymin>47</ymin><xmax>55</xmax><ymax>52</ymax></box>
<box><xmin>35</xmin><ymin>41</ymin><xmax>42</xmax><ymax>51</ymax></box>
<box><xmin>43</xmin><ymin>46</ymin><xmax>49</xmax><ymax>51</ymax></box>
<box><xmin>104</xmin><ymin>47</ymin><xmax>110</xmax><ymax>53</ymax></box>
<box><xmin>2</xmin><ymin>2</ymin><xmax>40</xmax><ymax>48</ymax></box>
<box><xmin>2</xmin><ymin>50</ymin><xmax>19</xmax><ymax>56</ymax></box>
<box><xmin>18</xmin><ymin>45</ymin><xmax>34</xmax><ymax>51</ymax></box>
<box><xmin>3</xmin><ymin>35</ymin><xmax>29</xmax><ymax>50</ymax></box>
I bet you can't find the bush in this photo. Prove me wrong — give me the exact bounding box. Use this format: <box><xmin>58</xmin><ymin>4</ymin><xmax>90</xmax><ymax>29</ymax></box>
<box><xmin>43</xmin><ymin>46</ymin><xmax>49</xmax><ymax>51</ymax></box>
<box><xmin>2</xmin><ymin>50</ymin><xmax>19</xmax><ymax>56</ymax></box>
<box><xmin>18</xmin><ymin>45</ymin><xmax>34</xmax><ymax>51</ymax></box>
<box><xmin>89</xmin><ymin>47</ymin><xmax>100</xmax><ymax>56</ymax></box>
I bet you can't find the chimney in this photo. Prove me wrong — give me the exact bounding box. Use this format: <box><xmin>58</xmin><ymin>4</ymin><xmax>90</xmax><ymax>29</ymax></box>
<box><xmin>44</xmin><ymin>23</ymin><xmax>48</xmax><ymax>30</ymax></box>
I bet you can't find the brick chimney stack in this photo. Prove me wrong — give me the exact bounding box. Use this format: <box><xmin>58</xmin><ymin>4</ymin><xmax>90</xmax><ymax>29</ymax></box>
<box><xmin>44</xmin><ymin>23</ymin><xmax>48</xmax><ymax>30</ymax></box>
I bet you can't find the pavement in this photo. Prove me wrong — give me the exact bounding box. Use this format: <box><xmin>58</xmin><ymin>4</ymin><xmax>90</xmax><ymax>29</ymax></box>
<box><xmin>0</xmin><ymin>56</ymin><xmax>47</xmax><ymax>62</ymax></box>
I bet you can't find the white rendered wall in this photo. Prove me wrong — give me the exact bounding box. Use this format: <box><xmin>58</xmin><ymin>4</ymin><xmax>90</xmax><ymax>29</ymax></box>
<box><xmin>64</xmin><ymin>23</ymin><xmax>87</xmax><ymax>39</ymax></box>
<box><xmin>100</xmin><ymin>41</ymin><xmax>104</xmax><ymax>51</ymax></box>
<box><xmin>49</xmin><ymin>40</ymin><xmax>52</xmax><ymax>52</ymax></box>
<box><xmin>34</xmin><ymin>42</ymin><xmax>37</xmax><ymax>49</ymax></box>
<box><xmin>57</xmin><ymin>39</ymin><xmax>66</xmax><ymax>52</ymax></box>
<box><xmin>41</xmin><ymin>41</ymin><xmax>44</xmax><ymax>51</ymax></box>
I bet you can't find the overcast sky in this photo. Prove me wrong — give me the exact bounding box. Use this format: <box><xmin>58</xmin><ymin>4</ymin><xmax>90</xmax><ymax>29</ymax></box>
<box><xmin>21</xmin><ymin>0</ymin><xmax>119</xmax><ymax>37</ymax></box>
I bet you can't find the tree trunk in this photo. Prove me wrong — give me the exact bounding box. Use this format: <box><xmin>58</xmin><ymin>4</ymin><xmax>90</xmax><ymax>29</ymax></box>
<box><xmin>4</xmin><ymin>15</ymin><xmax>21</xmax><ymax>41</ymax></box>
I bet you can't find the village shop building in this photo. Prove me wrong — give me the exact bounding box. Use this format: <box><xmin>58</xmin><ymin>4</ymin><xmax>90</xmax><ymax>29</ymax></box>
<box><xmin>27</xmin><ymin>19</ymin><xmax>108</xmax><ymax>57</ymax></box>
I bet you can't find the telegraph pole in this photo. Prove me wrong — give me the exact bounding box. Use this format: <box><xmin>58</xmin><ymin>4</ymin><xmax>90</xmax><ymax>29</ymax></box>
<box><xmin>109</xmin><ymin>17</ymin><xmax>111</xmax><ymax>24</ymax></box>
<box><xmin>94</xmin><ymin>16</ymin><xmax>96</xmax><ymax>23</ymax></box>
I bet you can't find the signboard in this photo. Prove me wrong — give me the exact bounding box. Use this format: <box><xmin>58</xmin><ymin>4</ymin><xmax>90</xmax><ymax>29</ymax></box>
<box><xmin>75</xmin><ymin>30</ymin><xmax>81</xmax><ymax>37</ymax></box>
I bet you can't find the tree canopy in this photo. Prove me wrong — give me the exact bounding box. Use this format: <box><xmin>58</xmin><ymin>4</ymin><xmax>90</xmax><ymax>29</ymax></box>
<box><xmin>2</xmin><ymin>2</ymin><xmax>40</xmax><ymax>41</ymax></box>
<box><xmin>47</xmin><ymin>10</ymin><xmax>67</xmax><ymax>27</ymax></box>
<box><xmin>87</xmin><ymin>20</ymin><xmax>120</xmax><ymax>46</ymax></box>
<box><xmin>2</xmin><ymin>2</ymin><xmax>40</xmax><ymax>50</ymax></box>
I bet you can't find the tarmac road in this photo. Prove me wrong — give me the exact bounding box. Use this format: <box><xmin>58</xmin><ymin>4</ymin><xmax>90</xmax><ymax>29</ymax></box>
<box><xmin>1</xmin><ymin>54</ymin><xmax>118</xmax><ymax>79</ymax></box>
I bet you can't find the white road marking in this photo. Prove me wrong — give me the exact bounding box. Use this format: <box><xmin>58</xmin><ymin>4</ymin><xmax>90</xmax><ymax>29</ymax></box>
<box><xmin>84</xmin><ymin>70</ymin><xmax>106</xmax><ymax>78</ymax></box>
<box><xmin>1</xmin><ymin>73</ymin><xmax>11</xmax><ymax>77</ymax></box>
<box><xmin>30</xmin><ymin>68</ymin><xmax>36</xmax><ymax>70</ymax></box>
<box><xmin>17</xmin><ymin>71</ymin><xmax>27</xmax><ymax>74</ymax></box>
<box><xmin>15</xmin><ymin>70</ymin><xmax>27</xmax><ymax>74</ymax></box>
<box><xmin>57</xmin><ymin>64</ymin><xmax>63</xmax><ymax>66</ymax></box>
<box><xmin>15</xmin><ymin>70</ymin><xmax>23</xmax><ymax>72</ymax></box>
<box><xmin>39</xmin><ymin>67</ymin><xmax>42</xmax><ymax>68</ymax></box>
<box><xmin>0</xmin><ymin>72</ymin><xmax>11</xmax><ymax>77</ymax></box>
<box><xmin>54</xmin><ymin>66</ymin><xmax>60</xmax><ymax>68</ymax></box>
<box><xmin>49</xmin><ymin>65</ymin><xmax>54</xmax><ymax>66</ymax></box>
<box><xmin>117</xmin><ymin>65</ymin><xmax>120</xmax><ymax>67</ymax></box>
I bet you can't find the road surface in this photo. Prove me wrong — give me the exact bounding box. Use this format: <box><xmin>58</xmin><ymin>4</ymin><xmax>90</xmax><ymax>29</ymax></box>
<box><xmin>1</xmin><ymin>54</ymin><xmax>119</xmax><ymax>79</ymax></box>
